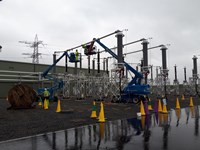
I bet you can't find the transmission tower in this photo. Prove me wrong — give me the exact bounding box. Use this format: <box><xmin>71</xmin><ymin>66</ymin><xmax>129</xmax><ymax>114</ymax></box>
<box><xmin>19</xmin><ymin>34</ymin><xmax>44</xmax><ymax>64</ymax></box>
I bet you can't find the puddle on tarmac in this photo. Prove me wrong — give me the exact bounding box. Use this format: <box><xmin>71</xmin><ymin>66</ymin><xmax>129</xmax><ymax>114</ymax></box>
<box><xmin>0</xmin><ymin>106</ymin><xmax>200</xmax><ymax>150</ymax></box>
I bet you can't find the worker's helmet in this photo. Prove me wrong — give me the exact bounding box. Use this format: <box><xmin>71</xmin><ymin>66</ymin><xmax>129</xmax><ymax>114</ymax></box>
<box><xmin>44</xmin><ymin>88</ymin><xmax>47</xmax><ymax>91</ymax></box>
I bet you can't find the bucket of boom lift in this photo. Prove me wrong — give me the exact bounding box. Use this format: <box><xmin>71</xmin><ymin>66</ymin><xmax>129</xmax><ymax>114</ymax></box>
<box><xmin>83</xmin><ymin>41</ymin><xmax>97</xmax><ymax>56</ymax></box>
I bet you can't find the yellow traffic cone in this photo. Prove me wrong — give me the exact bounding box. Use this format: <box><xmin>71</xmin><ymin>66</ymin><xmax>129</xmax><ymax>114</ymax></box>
<box><xmin>176</xmin><ymin>97</ymin><xmax>180</xmax><ymax>109</ymax></box>
<box><xmin>148</xmin><ymin>98</ymin><xmax>153</xmax><ymax>111</ymax></box>
<box><xmin>38</xmin><ymin>101</ymin><xmax>43</xmax><ymax>107</ymax></box>
<box><xmin>91</xmin><ymin>101</ymin><xmax>97</xmax><ymax>118</ymax></box>
<box><xmin>38</xmin><ymin>97</ymin><xmax>43</xmax><ymax>107</ymax></box>
<box><xmin>140</xmin><ymin>101</ymin><xmax>146</xmax><ymax>116</ymax></box>
<box><xmin>44</xmin><ymin>98</ymin><xmax>48</xmax><ymax>110</ymax></box>
<box><xmin>98</xmin><ymin>102</ymin><xmax>105</xmax><ymax>123</ymax></box>
<box><xmin>162</xmin><ymin>103</ymin><xmax>168</xmax><ymax>114</ymax></box>
<box><xmin>158</xmin><ymin>99</ymin><xmax>162</xmax><ymax>112</ymax></box>
<box><xmin>181</xmin><ymin>94</ymin><xmax>185</xmax><ymax>100</ymax></box>
<box><xmin>56</xmin><ymin>100</ymin><xmax>61</xmax><ymax>112</ymax></box>
<box><xmin>189</xmin><ymin>96</ymin><xmax>194</xmax><ymax>107</ymax></box>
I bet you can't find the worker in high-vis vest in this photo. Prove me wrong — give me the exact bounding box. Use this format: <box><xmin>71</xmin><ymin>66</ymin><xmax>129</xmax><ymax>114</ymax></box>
<box><xmin>43</xmin><ymin>88</ymin><xmax>50</xmax><ymax>103</ymax></box>
<box><xmin>75</xmin><ymin>49</ymin><xmax>79</xmax><ymax>61</ymax></box>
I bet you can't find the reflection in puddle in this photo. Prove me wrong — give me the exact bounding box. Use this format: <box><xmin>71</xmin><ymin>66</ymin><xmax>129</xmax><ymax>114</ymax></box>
<box><xmin>0</xmin><ymin>106</ymin><xmax>200</xmax><ymax>150</ymax></box>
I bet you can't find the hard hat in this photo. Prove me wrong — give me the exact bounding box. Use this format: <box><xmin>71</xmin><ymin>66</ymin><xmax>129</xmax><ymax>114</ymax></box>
<box><xmin>44</xmin><ymin>88</ymin><xmax>47</xmax><ymax>90</ymax></box>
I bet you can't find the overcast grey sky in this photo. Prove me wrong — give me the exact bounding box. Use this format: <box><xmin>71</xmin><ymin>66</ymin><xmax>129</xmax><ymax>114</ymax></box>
<box><xmin>0</xmin><ymin>0</ymin><xmax>200</xmax><ymax>82</ymax></box>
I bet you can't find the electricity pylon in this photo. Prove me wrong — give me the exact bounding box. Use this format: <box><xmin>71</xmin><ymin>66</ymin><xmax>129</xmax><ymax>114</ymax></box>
<box><xmin>19</xmin><ymin>34</ymin><xmax>44</xmax><ymax>64</ymax></box>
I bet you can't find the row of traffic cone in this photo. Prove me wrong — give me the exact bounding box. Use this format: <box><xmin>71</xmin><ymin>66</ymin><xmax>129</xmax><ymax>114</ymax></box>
<box><xmin>90</xmin><ymin>101</ymin><xmax>106</xmax><ymax>123</ymax></box>
<box><xmin>140</xmin><ymin>98</ymin><xmax>168</xmax><ymax>116</ymax></box>
<box><xmin>140</xmin><ymin>95</ymin><xmax>195</xmax><ymax>116</ymax></box>
<box><xmin>38</xmin><ymin>98</ymin><xmax>61</xmax><ymax>112</ymax></box>
<box><xmin>176</xmin><ymin>96</ymin><xmax>194</xmax><ymax>109</ymax></box>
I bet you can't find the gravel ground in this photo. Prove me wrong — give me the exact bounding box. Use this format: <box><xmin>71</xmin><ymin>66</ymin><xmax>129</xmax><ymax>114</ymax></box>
<box><xmin>0</xmin><ymin>94</ymin><xmax>199</xmax><ymax>142</ymax></box>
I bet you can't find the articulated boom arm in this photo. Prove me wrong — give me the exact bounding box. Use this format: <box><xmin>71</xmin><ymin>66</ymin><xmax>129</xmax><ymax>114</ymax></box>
<box><xmin>42</xmin><ymin>51</ymin><xmax>70</xmax><ymax>78</ymax></box>
<box><xmin>41</xmin><ymin>51</ymin><xmax>72</xmax><ymax>93</ymax></box>
<box><xmin>95</xmin><ymin>39</ymin><xmax>143</xmax><ymax>84</ymax></box>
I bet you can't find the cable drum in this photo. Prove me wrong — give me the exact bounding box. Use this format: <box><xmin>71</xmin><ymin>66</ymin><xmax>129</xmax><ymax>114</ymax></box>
<box><xmin>7</xmin><ymin>84</ymin><xmax>37</xmax><ymax>109</ymax></box>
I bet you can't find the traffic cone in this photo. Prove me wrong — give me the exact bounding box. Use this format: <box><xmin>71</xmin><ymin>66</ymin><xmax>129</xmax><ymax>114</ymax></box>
<box><xmin>44</xmin><ymin>98</ymin><xmax>48</xmax><ymax>110</ymax></box>
<box><xmin>91</xmin><ymin>101</ymin><xmax>97</xmax><ymax>118</ymax></box>
<box><xmin>98</xmin><ymin>102</ymin><xmax>105</xmax><ymax>123</ymax></box>
<box><xmin>56</xmin><ymin>99</ymin><xmax>61</xmax><ymax>112</ymax></box>
<box><xmin>38</xmin><ymin>97</ymin><xmax>43</xmax><ymax>107</ymax></box>
<box><xmin>189</xmin><ymin>96</ymin><xmax>194</xmax><ymax>107</ymax></box>
<box><xmin>148</xmin><ymin>98</ymin><xmax>153</xmax><ymax>111</ymax></box>
<box><xmin>181</xmin><ymin>94</ymin><xmax>185</xmax><ymax>100</ymax></box>
<box><xmin>162</xmin><ymin>103</ymin><xmax>168</xmax><ymax>114</ymax></box>
<box><xmin>140</xmin><ymin>101</ymin><xmax>146</xmax><ymax>116</ymax></box>
<box><xmin>38</xmin><ymin>101</ymin><xmax>43</xmax><ymax>107</ymax></box>
<box><xmin>158</xmin><ymin>99</ymin><xmax>162</xmax><ymax>112</ymax></box>
<box><xmin>176</xmin><ymin>97</ymin><xmax>180</xmax><ymax>109</ymax></box>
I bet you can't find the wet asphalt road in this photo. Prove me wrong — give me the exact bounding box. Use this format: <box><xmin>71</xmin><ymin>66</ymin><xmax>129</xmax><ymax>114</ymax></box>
<box><xmin>0</xmin><ymin>94</ymin><xmax>199</xmax><ymax>142</ymax></box>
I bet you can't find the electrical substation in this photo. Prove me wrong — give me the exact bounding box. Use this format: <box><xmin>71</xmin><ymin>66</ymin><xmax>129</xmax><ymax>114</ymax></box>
<box><xmin>0</xmin><ymin>30</ymin><xmax>200</xmax><ymax>150</ymax></box>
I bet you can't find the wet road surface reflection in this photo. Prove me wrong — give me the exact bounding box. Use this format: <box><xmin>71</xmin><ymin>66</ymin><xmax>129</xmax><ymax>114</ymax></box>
<box><xmin>0</xmin><ymin>106</ymin><xmax>199</xmax><ymax>150</ymax></box>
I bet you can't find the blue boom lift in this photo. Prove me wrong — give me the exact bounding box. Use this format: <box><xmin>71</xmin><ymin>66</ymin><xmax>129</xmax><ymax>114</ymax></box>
<box><xmin>37</xmin><ymin>51</ymin><xmax>79</xmax><ymax>101</ymax></box>
<box><xmin>94</xmin><ymin>38</ymin><xmax>150</xmax><ymax>103</ymax></box>
<box><xmin>37</xmin><ymin>30</ymin><xmax>150</xmax><ymax>103</ymax></box>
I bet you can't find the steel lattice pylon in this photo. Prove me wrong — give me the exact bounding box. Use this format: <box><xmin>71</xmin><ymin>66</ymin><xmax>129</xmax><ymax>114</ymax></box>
<box><xmin>19</xmin><ymin>34</ymin><xmax>44</xmax><ymax>64</ymax></box>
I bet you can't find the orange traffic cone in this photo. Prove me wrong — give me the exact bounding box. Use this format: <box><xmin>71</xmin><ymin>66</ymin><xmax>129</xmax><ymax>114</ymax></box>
<box><xmin>56</xmin><ymin>99</ymin><xmax>61</xmax><ymax>112</ymax></box>
<box><xmin>98</xmin><ymin>102</ymin><xmax>106</xmax><ymax>123</ymax></box>
<box><xmin>44</xmin><ymin>98</ymin><xmax>48</xmax><ymax>110</ymax></box>
<box><xmin>158</xmin><ymin>99</ymin><xmax>163</xmax><ymax>112</ymax></box>
<box><xmin>91</xmin><ymin>101</ymin><xmax>97</xmax><ymax>118</ymax></box>
<box><xmin>176</xmin><ymin>97</ymin><xmax>180</xmax><ymax>109</ymax></box>
<box><xmin>189</xmin><ymin>96</ymin><xmax>194</xmax><ymax>107</ymax></box>
<box><xmin>140</xmin><ymin>101</ymin><xmax>146</xmax><ymax>116</ymax></box>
